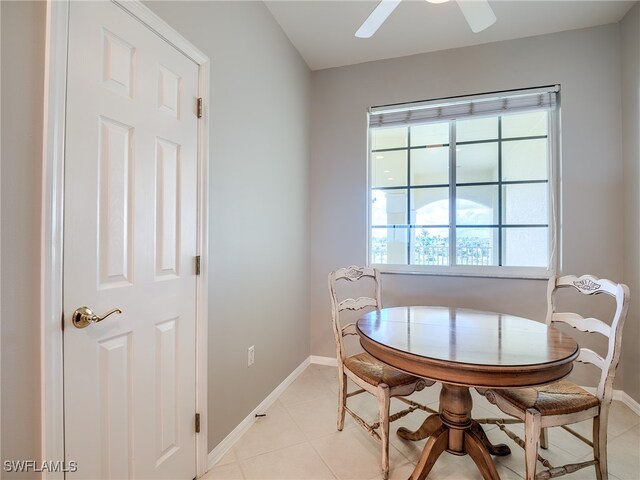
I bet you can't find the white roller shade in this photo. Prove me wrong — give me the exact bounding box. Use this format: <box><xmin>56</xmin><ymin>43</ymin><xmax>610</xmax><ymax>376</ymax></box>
<box><xmin>369</xmin><ymin>85</ymin><xmax>559</xmax><ymax>128</ymax></box>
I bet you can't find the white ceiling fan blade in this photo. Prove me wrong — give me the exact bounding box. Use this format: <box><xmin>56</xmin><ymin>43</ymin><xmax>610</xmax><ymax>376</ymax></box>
<box><xmin>355</xmin><ymin>0</ymin><xmax>402</xmax><ymax>38</ymax></box>
<box><xmin>456</xmin><ymin>0</ymin><xmax>496</xmax><ymax>33</ymax></box>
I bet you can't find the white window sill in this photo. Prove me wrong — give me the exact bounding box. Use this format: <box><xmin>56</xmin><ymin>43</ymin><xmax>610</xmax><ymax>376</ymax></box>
<box><xmin>373</xmin><ymin>264</ymin><xmax>553</xmax><ymax>280</ymax></box>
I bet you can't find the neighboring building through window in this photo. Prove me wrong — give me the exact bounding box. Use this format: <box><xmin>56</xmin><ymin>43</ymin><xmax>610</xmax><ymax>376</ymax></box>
<box><xmin>368</xmin><ymin>86</ymin><xmax>559</xmax><ymax>277</ymax></box>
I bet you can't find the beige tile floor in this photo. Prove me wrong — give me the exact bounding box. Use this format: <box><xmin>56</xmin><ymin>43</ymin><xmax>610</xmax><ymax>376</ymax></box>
<box><xmin>203</xmin><ymin>364</ymin><xmax>640</xmax><ymax>480</ymax></box>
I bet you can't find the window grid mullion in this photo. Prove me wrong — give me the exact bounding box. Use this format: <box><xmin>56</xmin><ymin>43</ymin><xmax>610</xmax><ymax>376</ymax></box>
<box><xmin>449</xmin><ymin>121</ymin><xmax>457</xmax><ymax>266</ymax></box>
<box><xmin>372</xmin><ymin>144</ymin><xmax>452</xmax><ymax>153</ymax></box>
<box><xmin>373</xmin><ymin>224</ymin><xmax>548</xmax><ymax>228</ymax></box>
<box><xmin>498</xmin><ymin>116</ymin><xmax>503</xmax><ymax>266</ymax></box>
<box><xmin>372</xmin><ymin>179</ymin><xmax>548</xmax><ymax>192</ymax></box>
<box><xmin>370</xmin><ymin>134</ymin><xmax>548</xmax><ymax>154</ymax></box>
<box><xmin>406</xmin><ymin>128</ymin><xmax>412</xmax><ymax>265</ymax></box>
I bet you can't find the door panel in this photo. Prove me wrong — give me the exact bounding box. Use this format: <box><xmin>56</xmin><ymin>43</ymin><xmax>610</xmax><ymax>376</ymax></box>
<box><xmin>98</xmin><ymin>116</ymin><xmax>134</xmax><ymax>288</ymax></box>
<box><xmin>98</xmin><ymin>332</ymin><xmax>133</xmax><ymax>479</ymax></box>
<box><xmin>156</xmin><ymin>138</ymin><xmax>181</xmax><ymax>278</ymax></box>
<box><xmin>63</xmin><ymin>2</ymin><xmax>199</xmax><ymax>478</ymax></box>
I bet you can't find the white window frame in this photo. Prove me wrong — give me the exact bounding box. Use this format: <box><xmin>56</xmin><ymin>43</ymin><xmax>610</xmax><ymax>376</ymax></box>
<box><xmin>366</xmin><ymin>86</ymin><xmax>560</xmax><ymax>279</ymax></box>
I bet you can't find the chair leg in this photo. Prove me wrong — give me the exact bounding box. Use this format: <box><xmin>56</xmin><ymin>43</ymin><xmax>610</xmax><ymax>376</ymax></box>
<box><xmin>378</xmin><ymin>384</ymin><xmax>391</xmax><ymax>480</ymax></box>
<box><xmin>540</xmin><ymin>427</ymin><xmax>548</xmax><ymax>449</ymax></box>
<box><xmin>524</xmin><ymin>409</ymin><xmax>542</xmax><ymax>480</ymax></box>
<box><xmin>337</xmin><ymin>372</ymin><xmax>347</xmax><ymax>431</ymax></box>
<box><xmin>593</xmin><ymin>411</ymin><xmax>609</xmax><ymax>480</ymax></box>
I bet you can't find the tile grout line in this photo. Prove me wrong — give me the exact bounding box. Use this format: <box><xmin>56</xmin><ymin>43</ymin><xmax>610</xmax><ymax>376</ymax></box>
<box><xmin>239</xmin><ymin>394</ymin><xmax>337</xmax><ymax>478</ymax></box>
<box><xmin>280</xmin><ymin>370</ymin><xmax>368</xmax><ymax>480</ymax></box>
<box><xmin>482</xmin><ymin>457</ymin><xmax>521</xmax><ymax>480</ymax></box>
<box><xmin>306</xmin><ymin>434</ymin><xmax>341</xmax><ymax>480</ymax></box>
<box><xmin>224</xmin><ymin>444</ymin><xmax>246</xmax><ymax>480</ymax></box>
<box><xmin>607</xmin><ymin>418</ymin><xmax>640</xmax><ymax>441</ymax></box>
<box><xmin>230</xmin><ymin>397</ymin><xmax>311</xmax><ymax>466</ymax></box>
<box><xmin>235</xmin><ymin>457</ymin><xmax>248</xmax><ymax>480</ymax></box>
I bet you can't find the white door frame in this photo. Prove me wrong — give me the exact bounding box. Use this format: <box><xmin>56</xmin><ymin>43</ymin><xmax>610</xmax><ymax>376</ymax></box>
<box><xmin>40</xmin><ymin>1</ymin><xmax>210</xmax><ymax>477</ymax></box>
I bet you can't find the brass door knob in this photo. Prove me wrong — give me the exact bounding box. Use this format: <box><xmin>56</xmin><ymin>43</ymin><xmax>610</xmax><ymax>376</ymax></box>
<box><xmin>72</xmin><ymin>306</ymin><xmax>122</xmax><ymax>329</ymax></box>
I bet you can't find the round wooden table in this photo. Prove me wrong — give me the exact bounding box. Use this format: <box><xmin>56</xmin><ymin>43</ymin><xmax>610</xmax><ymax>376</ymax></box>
<box><xmin>357</xmin><ymin>306</ymin><xmax>579</xmax><ymax>480</ymax></box>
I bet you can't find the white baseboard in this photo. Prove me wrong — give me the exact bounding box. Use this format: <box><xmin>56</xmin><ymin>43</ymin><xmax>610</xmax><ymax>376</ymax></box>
<box><xmin>309</xmin><ymin>355</ymin><xmax>337</xmax><ymax>367</ymax></box>
<box><xmin>578</xmin><ymin>386</ymin><xmax>640</xmax><ymax>416</ymax></box>
<box><xmin>616</xmin><ymin>390</ymin><xmax>640</xmax><ymax>416</ymax></box>
<box><xmin>206</xmin><ymin>356</ymin><xmax>311</xmax><ymax>471</ymax></box>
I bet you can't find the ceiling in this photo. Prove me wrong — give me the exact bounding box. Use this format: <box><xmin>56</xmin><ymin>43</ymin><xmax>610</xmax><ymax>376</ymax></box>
<box><xmin>264</xmin><ymin>0</ymin><xmax>636</xmax><ymax>71</ymax></box>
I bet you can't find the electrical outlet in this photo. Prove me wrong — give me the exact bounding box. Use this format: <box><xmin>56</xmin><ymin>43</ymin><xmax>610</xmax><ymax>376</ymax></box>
<box><xmin>248</xmin><ymin>345</ymin><xmax>255</xmax><ymax>367</ymax></box>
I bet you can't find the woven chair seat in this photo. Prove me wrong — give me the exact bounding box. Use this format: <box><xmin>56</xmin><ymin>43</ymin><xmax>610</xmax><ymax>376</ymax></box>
<box><xmin>344</xmin><ymin>352</ymin><xmax>419</xmax><ymax>388</ymax></box>
<box><xmin>490</xmin><ymin>380</ymin><xmax>600</xmax><ymax>417</ymax></box>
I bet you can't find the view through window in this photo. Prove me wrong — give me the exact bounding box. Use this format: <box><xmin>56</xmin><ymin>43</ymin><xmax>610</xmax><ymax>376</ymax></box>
<box><xmin>368</xmin><ymin>87</ymin><xmax>558</xmax><ymax>276</ymax></box>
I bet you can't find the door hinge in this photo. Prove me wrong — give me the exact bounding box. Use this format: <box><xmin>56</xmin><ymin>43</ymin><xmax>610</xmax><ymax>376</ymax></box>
<box><xmin>195</xmin><ymin>413</ymin><xmax>201</xmax><ymax>433</ymax></box>
<box><xmin>196</xmin><ymin>97</ymin><xmax>203</xmax><ymax>118</ymax></box>
<box><xmin>195</xmin><ymin>255</ymin><xmax>201</xmax><ymax>276</ymax></box>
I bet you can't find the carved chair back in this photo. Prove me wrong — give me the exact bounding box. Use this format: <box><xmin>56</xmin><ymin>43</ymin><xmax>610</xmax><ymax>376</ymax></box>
<box><xmin>328</xmin><ymin>266</ymin><xmax>381</xmax><ymax>365</ymax></box>
<box><xmin>545</xmin><ymin>274</ymin><xmax>630</xmax><ymax>405</ymax></box>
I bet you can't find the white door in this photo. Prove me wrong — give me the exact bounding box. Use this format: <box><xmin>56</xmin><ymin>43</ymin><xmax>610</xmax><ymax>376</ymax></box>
<box><xmin>63</xmin><ymin>2</ymin><xmax>199</xmax><ymax>478</ymax></box>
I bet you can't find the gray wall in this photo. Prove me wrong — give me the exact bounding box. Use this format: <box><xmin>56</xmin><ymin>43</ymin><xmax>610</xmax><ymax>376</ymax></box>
<box><xmin>310</xmin><ymin>25</ymin><xmax>630</xmax><ymax>394</ymax></box>
<box><xmin>1</xmin><ymin>1</ymin><xmax>46</xmax><ymax>475</ymax></box>
<box><xmin>145</xmin><ymin>1</ymin><xmax>311</xmax><ymax>449</ymax></box>
<box><xmin>622</xmin><ymin>2</ymin><xmax>640</xmax><ymax>403</ymax></box>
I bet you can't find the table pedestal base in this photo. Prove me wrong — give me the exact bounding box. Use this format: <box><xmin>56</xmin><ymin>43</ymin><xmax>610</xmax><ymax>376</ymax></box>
<box><xmin>397</xmin><ymin>384</ymin><xmax>510</xmax><ymax>480</ymax></box>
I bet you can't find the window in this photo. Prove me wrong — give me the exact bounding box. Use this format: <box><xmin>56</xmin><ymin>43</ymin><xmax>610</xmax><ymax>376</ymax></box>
<box><xmin>368</xmin><ymin>86</ymin><xmax>559</xmax><ymax>278</ymax></box>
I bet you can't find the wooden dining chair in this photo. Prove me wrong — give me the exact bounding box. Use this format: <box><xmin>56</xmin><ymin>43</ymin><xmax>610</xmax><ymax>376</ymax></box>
<box><xmin>328</xmin><ymin>265</ymin><xmax>438</xmax><ymax>479</ymax></box>
<box><xmin>478</xmin><ymin>274</ymin><xmax>630</xmax><ymax>480</ymax></box>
